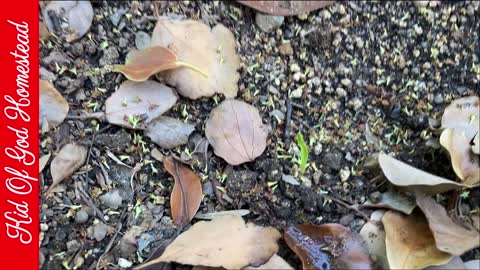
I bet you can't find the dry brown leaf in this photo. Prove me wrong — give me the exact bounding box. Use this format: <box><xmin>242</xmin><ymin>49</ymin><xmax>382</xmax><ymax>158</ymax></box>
<box><xmin>362</xmin><ymin>190</ymin><xmax>416</xmax><ymax>215</ymax></box>
<box><xmin>144</xmin><ymin>116</ymin><xmax>195</xmax><ymax>149</ymax></box>
<box><xmin>40</xmin><ymin>80</ymin><xmax>69</xmax><ymax>130</ymax></box>
<box><xmin>440</xmin><ymin>96</ymin><xmax>480</xmax><ymax>185</ymax></box>
<box><xmin>425</xmin><ymin>257</ymin><xmax>465</xmax><ymax>270</ymax></box>
<box><xmin>440</xmin><ymin>128</ymin><xmax>479</xmax><ymax>186</ymax></box>
<box><xmin>382</xmin><ymin>210</ymin><xmax>452</xmax><ymax>269</ymax></box>
<box><xmin>205</xmin><ymin>99</ymin><xmax>268</xmax><ymax>165</ymax></box>
<box><xmin>416</xmin><ymin>193</ymin><xmax>480</xmax><ymax>256</ymax></box>
<box><xmin>441</xmin><ymin>96</ymin><xmax>479</xmax><ymax>140</ymax></box>
<box><xmin>151</xmin><ymin>19</ymin><xmax>240</xmax><ymax>99</ymax></box>
<box><xmin>378</xmin><ymin>153</ymin><xmax>466</xmax><ymax>194</ymax></box>
<box><xmin>245</xmin><ymin>254</ymin><xmax>293</xmax><ymax>270</ymax></box>
<box><xmin>359</xmin><ymin>210</ymin><xmax>389</xmax><ymax>270</ymax></box>
<box><xmin>237</xmin><ymin>1</ymin><xmax>334</xmax><ymax>16</ymax></box>
<box><xmin>136</xmin><ymin>215</ymin><xmax>280</xmax><ymax>269</ymax></box>
<box><xmin>284</xmin><ymin>223</ymin><xmax>373</xmax><ymax>270</ymax></box>
<box><xmin>113</xmin><ymin>46</ymin><xmax>207</xmax><ymax>82</ymax></box>
<box><xmin>105</xmin><ymin>80</ymin><xmax>177</xmax><ymax>129</ymax></box>
<box><xmin>163</xmin><ymin>156</ymin><xmax>202</xmax><ymax>228</ymax></box>
<box><xmin>43</xmin><ymin>0</ymin><xmax>93</xmax><ymax>42</ymax></box>
<box><xmin>46</xmin><ymin>143</ymin><xmax>87</xmax><ymax>194</ymax></box>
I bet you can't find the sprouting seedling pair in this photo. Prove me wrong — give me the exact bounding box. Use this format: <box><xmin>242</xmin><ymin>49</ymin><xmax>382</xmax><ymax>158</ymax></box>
<box><xmin>113</xmin><ymin>46</ymin><xmax>208</xmax><ymax>81</ymax></box>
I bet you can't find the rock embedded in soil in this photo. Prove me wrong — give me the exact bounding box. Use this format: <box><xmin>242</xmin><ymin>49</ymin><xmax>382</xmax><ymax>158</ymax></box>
<box><xmin>278</xmin><ymin>43</ymin><xmax>293</xmax><ymax>56</ymax></box>
<box><xmin>99</xmin><ymin>46</ymin><xmax>120</xmax><ymax>66</ymax></box>
<box><xmin>93</xmin><ymin>223</ymin><xmax>110</xmax><ymax>241</ymax></box>
<box><xmin>135</xmin><ymin>31</ymin><xmax>151</xmax><ymax>50</ymax></box>
<box><xmin>75</xmin><ymin>209</ymin><xmax>89</xmax><ymax>224</ymax></box>
<box><xmin>100</xmin><ymin>189</ymin><xmax>123</xmax><ymax>210</ymax></box>
<box><xmin>255</xmin><ymin>13</ymin><xmax>284</xmax><ymax>32</ymax></box>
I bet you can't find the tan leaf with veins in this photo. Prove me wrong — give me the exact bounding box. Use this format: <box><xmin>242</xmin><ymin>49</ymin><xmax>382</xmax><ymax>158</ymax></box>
<box><xmin>151</xmin><ymin>19</ymin><xmax>240</xmax><ymax>99</ymax></box>
<box><xmin>440</xmin><ymin>129</ymin><xmax>479</xmax><ymax>186</ymax></box>
<box><xmin>383</xmin><ymin>211</ymin><xmax>452</xmax><ymax>269</ymax></box>
<box><xmin>416</xmin><ymin>193</ymin><xmax>479</xmax><ymax>255</ymax></box>
<box><xmin>136</xmin><ymin>215</ymin><xmax>280</xmax><ymax>269</ymax></box>
<box><xmin>205</xmin><ymin>99</ymin><xmax>268</xmax><ymax>165</ymax></box>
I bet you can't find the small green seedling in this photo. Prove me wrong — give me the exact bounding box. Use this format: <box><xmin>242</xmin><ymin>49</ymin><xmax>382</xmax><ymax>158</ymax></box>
<box><xmin>294</xmin><ymin>132</ymin><xmax>309</xmax><ymax>174</ymax></box>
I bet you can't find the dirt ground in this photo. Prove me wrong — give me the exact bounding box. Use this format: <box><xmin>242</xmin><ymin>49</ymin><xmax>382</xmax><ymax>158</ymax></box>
<box><xmin>40</xmin><ymin>1</ymin><xmax>479</xmax><ymax>269</ymax></box>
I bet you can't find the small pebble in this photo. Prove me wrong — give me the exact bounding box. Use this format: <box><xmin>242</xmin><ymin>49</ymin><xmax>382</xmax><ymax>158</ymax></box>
<box><xmin>118</xmin><ymin>258</ymin><xmax>133</xmax><ymax>269</ymax></box>
<box><xmin>100</xmin><ymin>190</ymin><xmax>123</xmax><ymax>210</ymax></box>
<box><xmin>434</xmin><ymin>94</ymin><xmax>444</xmax><ymax>104</ymax></box>
<box><xmin>269</xmin><ymin>109</ymin><xmax>285</xmax><ymax>121</ymax></box>
<box><xmin>268</xmin><ymin>85</ymin><xmax>279</xmax><ymax>95</ymax></box>
<box><xmin>135</xmin><ymin>31</ymin><xmax>151</xmax><ymax>50</ymax></box>
<box><xmin>314</xmin><ymin>143</ymin><xmax>323</xmax><ymax>155</ymax></box>
<box><xmin>336</xmin><ymin>87</ymin><xmax>347</xmax><ymax>97</ymax></box>
<box><xmin>278</xmin><ymin>43</ymin><xmax>293</xmax><ymax>56</ymax></box>
<box><xmin>282</xmin><ymin>174</ymin><xmax>300</xmax><ymax>186</ymax></box>
<box><xmin>93</xmin><ymin>223</ymin><xmax>109</xmax><ymax>241</ymax></box>
<box><xmin>290</xmin><ymin>87</ymin><xmax>303</xmax><ymax>98</ymax></box>
<box><xmin>75</xmin><ymin>209</ymin><xmax>89</xmax><ymax>224</ymax></box>
<box><xmin>339</xmin><ymin>167</ymin><xmax>351</xmax><ymax>181</ymax></box>
<box><xmin>341</xmin><ymin>78</ymin><xmax>352</xmax><ymax>88</ymax></box>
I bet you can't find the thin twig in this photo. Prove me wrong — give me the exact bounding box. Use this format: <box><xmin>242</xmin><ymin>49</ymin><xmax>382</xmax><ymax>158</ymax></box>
<box><xmin>284</xmin><ymin>98</ymin><xmax>292</xmax><ymax>146</ymax></box>
<box><xmin>96</xmin><ymin>210</ymin><xmax>126</xmax><ymax>270</ymax></box>
<box><xmin>321</xmin><ymin>194</ymin><xmax>373</xmax><ymax>224</ymax></box>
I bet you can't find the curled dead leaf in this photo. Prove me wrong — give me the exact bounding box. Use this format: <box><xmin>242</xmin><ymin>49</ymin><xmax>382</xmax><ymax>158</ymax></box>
<box><xmin>46</xmin><ymin>143</ymin><xmax>87</xmax><ymax>194</ymax></box>
<box><xmin>440</xmin><ymin>128</ymin><xmax>479</xmax><ymax>186</ymax></box>
<box><xmin>382</xmin><ymin>210</ymin><xmax>452</xmax><ymax>269</ymax></box>
<box><xmin>359</xmin><ymin>210</ymin><xmax>389</xmax><ymax>270</ymax></box>
<box><xmin>136</xmin><ymin>215</ymin><xmax>280</xmax><ymax>270</ymax></box>
<box><xmin>40</xmin><ymin>80</ymin><xmax>69</xmax><ymax>130</ymax></box>
<box><xmin>105</xmin><ymin>80</ymin><xmax>177</xmax><ymax>129</ymax></box>
<box><xmin>205</xmin><ymin>99</ymin><xmax>268</xmax><ymax>165</ymax></box>
<box><xmin>378</xmin><ymin>152</ymin><xmax>467</xmax><ymax>194</ymax></box>
<box><xmin>151</xmin><ymin>19</ymin><xmax>240</xmax><ymax>99</ymax></box>
<box><xmin>237</xmin><ymin>1</ymin><xmax>334</xmax><ymax>16</ymax></box>
<box><xmin>416</xmin><ymin>193</ymin><xmax>480</xmax><ymax>256</ymax></box>
<box><xmin>441</xmin><ymin>96</ymin><xmax>479</xmax><ymax>140</ymax></box>
<box><xmin>284</xmin><ymin>223</ymin><xmax>373</xmax><ymax>270</ymax></box>
<box><xmin>163</xmin><ymin>156</ymin><xmax>202</xmax><ymax>228</ymax></box>
<box><xmin>113</xmin><ymin>46</ymin><xmax>207</xmax><ymax>82</ymax></box>
<box><xmin>440</xmin><ymin>96</ymin><xmax>480</xmax><ymax>185</ymax></box>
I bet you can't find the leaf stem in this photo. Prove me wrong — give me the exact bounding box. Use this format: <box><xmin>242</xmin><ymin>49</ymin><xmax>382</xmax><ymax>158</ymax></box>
<box><xmin>176</xmin><ymin>61</ymin><xmax>209</xmax><ymax>78</ymax></box>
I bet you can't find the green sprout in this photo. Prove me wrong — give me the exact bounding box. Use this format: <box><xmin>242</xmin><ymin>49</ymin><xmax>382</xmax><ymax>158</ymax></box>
<box><xmin>294</xmin><ymin>132</ymin><xmax>309</xmax><ymax>174</ymax></box>
<box><xmin>128</xmin><ymin>114</ymin><xmax>141</xmax><ymax>128</ymax></box>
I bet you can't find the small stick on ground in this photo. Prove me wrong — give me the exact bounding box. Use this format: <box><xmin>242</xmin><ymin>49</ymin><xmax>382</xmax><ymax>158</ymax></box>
<box><xmin>321</xmin><ymin>194</ymin><xmax>373</xmax><ymax>224</ymax></box>
<box><xmin>96</xmin><ymin>210</ymin><xmax>126</xmax><ymax>270</ymax></box>
<box><xmin>284</xmin><ymin>98</ymin><xmax>293</xmax><ymax>146</ymax></box>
